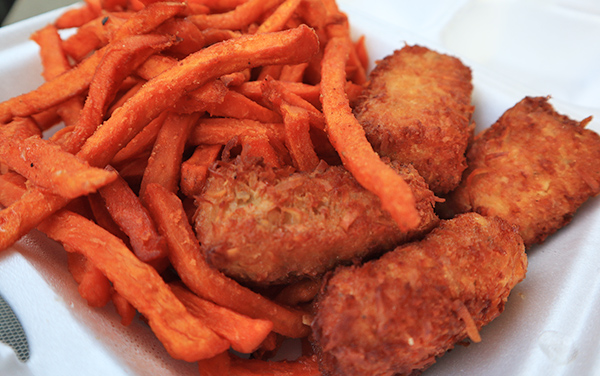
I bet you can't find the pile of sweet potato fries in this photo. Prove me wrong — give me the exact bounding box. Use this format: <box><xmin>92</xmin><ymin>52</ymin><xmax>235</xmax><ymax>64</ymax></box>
<box><xmin>0</xmin><ymin>0</ymin><xmax>422</xmax><ymax>373</ymax></box>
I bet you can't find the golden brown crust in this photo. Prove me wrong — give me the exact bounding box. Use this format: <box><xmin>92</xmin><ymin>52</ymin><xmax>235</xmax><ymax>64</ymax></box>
<box><xmin>354</xmin><ymin>45</ymin><xmax>474</xmax><ymax>194</ymax></box>
<box><xmin>193</xmin><ymin>158</ymin><xmax>439</xmax><ymax>285</ymax></box>
<box><xmin>447</xmin><ymin>96</ymin><xmax>600</xmax><ymax>247</ymax></box>
<box><xmin>312</xmin><ymin>213</ymin><xmax>527</xmax><ymax>376</ymax></box>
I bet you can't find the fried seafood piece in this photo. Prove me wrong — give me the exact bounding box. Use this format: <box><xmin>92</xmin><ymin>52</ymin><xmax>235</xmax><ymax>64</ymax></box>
<box><xmin>354</xmin><ymin>45</ymin><xmax>474</xmax><ymax>195</ymax></box>
<box><xmin>446</xmin><ymin>96</ymin><xmax>600</xmax><ymax>247</ymax></box>
<box><xmin>193</xmin><ymin>158</ymin><xmax>439</xmax><ymax>285</ymax></box>
<box><xmin>312</xmin><ymin>213</ymin><xmax>527</xmax><ymax>376</ymax></box>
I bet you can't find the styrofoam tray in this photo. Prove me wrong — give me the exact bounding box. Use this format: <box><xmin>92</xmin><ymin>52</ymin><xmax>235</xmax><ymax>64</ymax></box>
<box><xmin>0</xmin><ymin>1</ymin><xmax>599</xmax><ymax>375</ymax></box>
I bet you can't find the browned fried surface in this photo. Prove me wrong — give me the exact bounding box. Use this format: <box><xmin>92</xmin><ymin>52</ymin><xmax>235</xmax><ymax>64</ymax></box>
<box><xmin>193</xmin><ymin>158</ymin><xmax>439</xmax><ymax>285</ymax></box>
<box><xmin>312</xmin><ymin>213</ymin><xmax>527</xmax><ymax>376</ymax></box>
<box><xmin>446</xmin><ymin>96</ymin><xmax>600</xmax><ymax>247</ymax></box>
<box><xmin>354</xmin><ymin>45</ymin><xmax>474</xmax><ymax>195</ymax></box>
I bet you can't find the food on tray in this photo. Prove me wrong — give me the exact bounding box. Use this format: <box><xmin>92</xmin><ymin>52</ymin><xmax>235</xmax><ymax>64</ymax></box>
<box><xmin>195</xmin><ymin>158</ymin><xmax>438</xmax><ymax>285</ymax></box>
<box><xmin>445</xmin><ymin>96</ymin><xmax>600</xmax><ymax>247</ymax></box>
<box><xmin>0</xmin><ymin>0</ymin><xmax>597</xmax><ymax>374</ymax></box>
<box><xmin>354</xmin><ymin>45</ymin><xmax>474</xmax><ymax>195</ymax></box>
<box><xmin>312</xmin><ymin>213</ymin><xmax>528</xmax><ymax>376</ymax></box>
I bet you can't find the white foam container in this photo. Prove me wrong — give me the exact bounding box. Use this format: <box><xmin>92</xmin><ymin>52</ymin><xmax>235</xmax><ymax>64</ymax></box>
<box><xmin>0</xmin><ymin>1</ymin><xmax>599</xmax><ymax>375</ymax></box>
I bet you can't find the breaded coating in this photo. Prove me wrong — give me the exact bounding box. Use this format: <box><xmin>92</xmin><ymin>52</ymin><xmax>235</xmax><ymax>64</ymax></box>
<box><xmin>193</xmin><ymin>158</ymin><xmax>439</xmax><ymax>285</ymax></box>
<box><xmin>312</xmin><ymin>213</ymin><xmax>527</xmax><ymax>376</ymax></box>
<box><xmin>354</xmin><ymin>45</ymin><xmax>474</xmax><ymax>194</ymax></box>
<box><xmin>446</xmin><ymin>96</ymin><xmax>600</xmax><ymax>247</ymax></box>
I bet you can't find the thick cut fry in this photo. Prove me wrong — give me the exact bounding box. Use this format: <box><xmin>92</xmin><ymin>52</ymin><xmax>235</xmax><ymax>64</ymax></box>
<box><xmin>180</xmin><ymin>144</ymin><xmax>222</xmax><ymax>197</ymax></box>
<box><xmin>188</xmin><ymin>0</ymin><xmax>282</xmax><ymax>30</ymax></box>
<box><xmin>143</xmin><ymin>183</ymin><xmax>311</xmax><ymax>338</ymax></box>
<box><xmin>63</xmin><ymin>34</ymin><xmax>174</xmax><ymax>154</ymax></box>
<box><xmin>0</xmin><ymin>177</ymin><xmax>229</xmax><ymax>361</ymax></box>
<box><xmin>171</xmin><ymin>283</ymin><xmax>273</xmax><ymax>353</ymax></box>
<box><xmin>140</xmin><ymin>112</ymin><xmax>200</xmax><ymax>198</ymax></box>
<box><xmin>99</xmin><ymin>166</ymin><xmax>168</xmax><ymax>263</ymax></box>
<box><xmin>320</xmin><ymin>36</ymin><xmax>420</xmax><ymax>230</ymax></box>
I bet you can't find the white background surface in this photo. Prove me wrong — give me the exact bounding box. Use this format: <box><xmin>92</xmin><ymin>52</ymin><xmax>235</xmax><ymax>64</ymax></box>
<box><xmin>1</xmin><ymin>1</ymin><xmax>599</xmax><ymax>375</ymax></box>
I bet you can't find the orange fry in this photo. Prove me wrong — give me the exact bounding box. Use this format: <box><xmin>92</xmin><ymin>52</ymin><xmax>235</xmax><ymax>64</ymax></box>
<box><xmin>0</xmin><ymin>120</ymin><xmax>117</xmax><ymax>199</ymax></box>
<box><xmin>180</xmin><ymin>144</ymin><xmax>222</xmax><ymax>197</ymax></box>
<box><xmin>280</xmin><ymin>104</ymin><xmax>319</xmax><ymax>171</ymax></box>
<box><xmin>0</xmin><ymin>177</ymin><xmax>230</xmax><ymax>361</ymax></box>
<box><xmin>171</xmin><ymin>283</ymin><xmax>273</xmax><ymax>353</ymax></box>
<box><xmin>188</xmin><ymin>118</ymin><xmax>285</xmax><ymax>146</ymax></box>
<box><xmin>199</xmin><ymin>352</ymin><xmax>321</xmax><ymax>376</ymax></box>
<box><xmin>0</xmin><ymin>47</ymin><xmax>105</xmax><ymax>123</ymax></box>
<box><xmin>320</xmin><ymin>36</ymin><xmax>420</xmax><ymax>230</ymax></box>
<box><xmin>111</xmin><ymin>110</ymin><xmax>168</xmax><ymax>165</ymax></box>
<box><xmin>112</xmin><ymin>290</ymin><xmax>137</xmax><ymax>326</ymax></box>
<box><xmin>66</xmin><ymin>251</ymin><xmax>112</xmax><ymax>308</ymax></box>
<box><xmin>63</xmin><ymin>34</ymin><xmax>175</xmax><ymax>154</ymax></box>
<box><xmin>111</xmin><ymin>2</ymin><xmax>188</xmax><ymax>41</ymax></box>
<box><xmin>255</xmin><ymin>0</ymin><xmax>302</xmax><ymax>34</ymax></box>
<box><xmin>55</xmin><ymin>1</ymin><xmax>101</xmax><ymax>29</ymax></box>
<box><xmin>143</xmin><ymin>183</ymin><xmax>311</xmax><ymax>339</ymax></box>
<box><xmin>140</xmin><ymin>112</ymin><xmax>201</xmax><ymax>197</ymax></box>
<box><xmin>188</xmin><ymin>0</ymin><xmax>282</xmax><ymax>30</ymax></box>
<box><xmin>77</xmin><ymin>25</ymin><xmax>319</xmax><ymax>168</ymax></box>
<box><xmin>99</xmin><ymin>166</ymin><xmax>169</xmax><ymax>263</ymax></box>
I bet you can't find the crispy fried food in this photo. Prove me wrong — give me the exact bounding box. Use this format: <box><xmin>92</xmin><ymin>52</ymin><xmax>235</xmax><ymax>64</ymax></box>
<box><xmin>445</xmin><ymin>96</ymin><xmax>600</xmax><ymax>247</ymax></box>
<box><xmin>354</xmin><ymin>45</ymin><xmax>474</xmax><ymax>194</ymax></box>
<box><xmin>194</xmin><ymin>158</ymin><xmax>439</xmax><ymax>285</ymax></box>
<box><xmin>312</xmin><ymin>213</ymin><xmax>527</xmax><ymax>376</ymax></box>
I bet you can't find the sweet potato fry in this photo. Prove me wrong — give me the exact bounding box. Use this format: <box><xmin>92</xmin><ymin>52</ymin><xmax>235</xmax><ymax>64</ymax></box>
<box><xmin>180</xmin><ymin>144</ymin><xmax>222</xmax><ymax>197</ymax></box>
<box><xmin>0</xmin><ymin>177</ymin><xmax>229</xmax><ymax>361</ymax></box>
<box><xmin>38</xmin><ymin>212</ymin><xmax>230</xmax><ymax>361</ymax></box>
<box><xmin>143</xmin><ymin>183</ymin><xmax>311</xmax><ymax>338</ymax></box>
<box><xmin>140</xmin><ymin>112</ymin><xmax>200</xmax><ymax>197</ymax></box>
<box><xmin>66</xmin><ymin>251</ymin><xmax>112</xmax><ymax>308</ymax></box>
<box><xmin>240</xmin><ymin>136</ymin><xmax>283</xmax><ymax>167</ymax></box>
<box><xmin>235</xmin><ymin>80</ymin><xmax>321</xmax><ymax>108</ymax></box>
<box><xmin>0</xmin><ymin>120</ymin><xmax>117</xmax><ymax>199</ymax></box>
<box><xmin>77</xmin><ymin>25</ymin><xmax>319</xmax><ymax>168</ymax></box>
<box><xmin>63</xmin><ymin>34</ymin><xmax>175</xmax><ymax>154</ymax></box>
<box><xmin>112</xmin><ymin>290</ymin><xmax>137</xmax><ymax>326</ymax></box>
<box><xmin>188</xmin><ymin>0</ymin><xmax>282</xmax><ymax>30</ymax></box>
<box><xmin>171</xmin><ymin>283</ymin><xmax>273</xmax><ymax>353</ymax></box>
<box><xmin>0</xmin><ymin>47</ymin><xmax>105</xmax><ymax>123</ymax></box>
<box><xmin>280</xmin><ymin>104</ymin><xmax>319</xmax><ymax>171</ymax></box>
<box><xmin>99</xmin><ymin>166</ymin><xmax>168</xmax><ymax>263</ymax></box>
<box><xmin>188</xmin><ymin>118</ymin><xmax>285</xmax><ymax>146</ymax></box>
<box><xmin>111</xmin><ymin>110</ymin><xmax>168</xmax><ymax>165</ymax></box>
<box><xmin>111</xmin><ymin>2</ymin><xmax>188</xmax><ymax>41</ymax></box>
<box><xmin>255</xmin><ymin>0</ymin><xmax>302</xmax><ymax>34</ymax></box>
<box><xmin>55</xmin><ymin>0</ymin><xmax>101</xmax><ymax>29</ymax></box>
<box><xmin>320</xmin><ymin>36</ymin><xmax>420</xmax><ymax>230</ymax></box>
<box><xmin>199</xmin><ymin>352</ymin><xmax>321</xmax><ymax>376</ymax></box>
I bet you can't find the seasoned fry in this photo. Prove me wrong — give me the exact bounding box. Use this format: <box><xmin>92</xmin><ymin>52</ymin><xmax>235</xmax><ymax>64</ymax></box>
<box><xmin>171</xmin><ymin>282</ymin><xmax>273</xmax><ymax>354</ymax></box>
<box><xmin>180</xmin><ymin>144</ymin><xmax>222</xmax><ymax>197</ymax></box>
<box><xmin>98</xmin><ymin>166</ymin><xmax>168</xmax><ymax>263</ymax></box>
<box><xmin>320</xmin><ymin>35</ymin><xmax>420</xmax><ymax>231</ymax></box>
<box><xmin>189</xmin><ymin>0</ymin><xmax>282</xmax><ymax>30</ymax></box>
<box><xmin>0</xmin><ymin>177</ymin><xmax>229</xmax><ymax>361</ymax></box>
<box><xmin>62</xmin><ymin>34</ymin><xmax>175</xmax><ymax>154</ymax></box>
<box><xmin>139</xmin><ymin>112</ymin><xmax>201</xmax><ymax>197</ymax></box>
